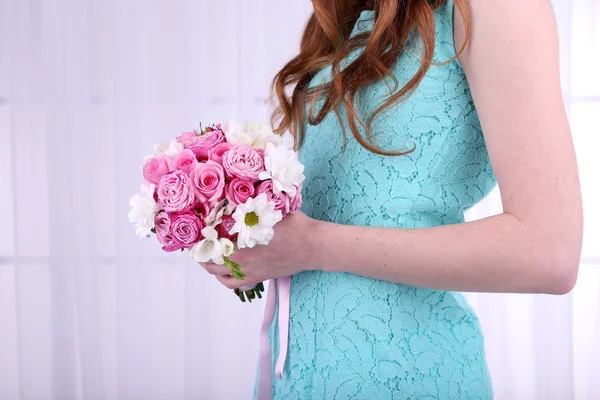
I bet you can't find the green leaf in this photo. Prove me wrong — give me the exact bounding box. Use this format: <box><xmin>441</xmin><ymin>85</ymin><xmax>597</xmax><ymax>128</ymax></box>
<box><xmin>223</xmin><ymin>256</ymin><xmax>246</xmax><ymax>280</ymax></box>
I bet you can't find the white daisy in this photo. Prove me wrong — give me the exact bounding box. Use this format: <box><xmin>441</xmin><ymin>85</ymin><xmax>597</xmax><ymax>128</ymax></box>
<box><xmin>128</xmin><ymin>183</ymin><xmax>160</xmax><ymax>238</ymax></box>
<box><xmin>230</xmin><ymin>193</ymin><xmax>283</xmax><ymax>249</ymax></box>
<box><xmin>190</xmin><ymin>226</ymin><xmax>234</xmax><ymax>265</ymax></box>
<box><xmin>258</xmin><ymin>142</ymin><xmax>305</xmax><ymax>197</ymax></box>
<box><xmin>222</xmin><ymin>119</ymin><xmax>282</xmax><ymax>150</ymax></box>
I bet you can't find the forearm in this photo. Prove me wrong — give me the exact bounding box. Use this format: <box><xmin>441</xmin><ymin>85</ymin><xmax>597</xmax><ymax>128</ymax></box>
<box><xmin>309</xmin><ymin>212</ymin><xmax>579</xmax><ymax>295</ymax></box>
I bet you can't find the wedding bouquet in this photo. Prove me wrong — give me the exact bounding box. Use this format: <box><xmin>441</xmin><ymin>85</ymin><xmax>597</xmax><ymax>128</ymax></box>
<box><xmin>128</xmin><ymin>120</ymin><xmax>304</xmax><ymax>302</ymax></box>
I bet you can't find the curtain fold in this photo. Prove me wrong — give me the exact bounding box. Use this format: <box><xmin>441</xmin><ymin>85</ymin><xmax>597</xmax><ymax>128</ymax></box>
<box><xmin>0</xmin><ymin>0</ymin><xmax>598</xmax><ymax>399</ymax></box>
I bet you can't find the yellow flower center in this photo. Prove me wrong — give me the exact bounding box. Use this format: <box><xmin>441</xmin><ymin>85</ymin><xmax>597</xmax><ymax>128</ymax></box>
<box><xmin>245</xmin><ymin>212</ymin><xmax>259</xmax><ymax>227</ymax></box>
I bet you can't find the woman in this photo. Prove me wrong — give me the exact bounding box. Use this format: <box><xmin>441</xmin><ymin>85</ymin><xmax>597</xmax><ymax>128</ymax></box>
<box><xmin>202</xmin><ymin>0</ymin><xmax>583</xmax><ymax>398</ymax></box>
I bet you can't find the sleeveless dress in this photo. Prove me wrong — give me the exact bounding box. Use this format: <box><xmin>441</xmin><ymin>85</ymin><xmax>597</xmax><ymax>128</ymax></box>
<box><xmin>256</xmin><ymin>1</ymin><xmax>497</xmax><ymax>398</ymax></box>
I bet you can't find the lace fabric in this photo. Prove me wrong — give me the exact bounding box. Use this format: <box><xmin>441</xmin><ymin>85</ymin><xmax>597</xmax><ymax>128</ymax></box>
<box><xmin>255</xmin><ymin>1</ymin><xmax>496</xmax><ymax>398</ymax></box>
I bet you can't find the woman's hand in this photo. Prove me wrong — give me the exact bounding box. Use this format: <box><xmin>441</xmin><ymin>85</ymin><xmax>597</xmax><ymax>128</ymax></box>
<box><xmin>198</xmin><ymin>211</ymin><xmax>320</xmax><ymax>289</ymax></box>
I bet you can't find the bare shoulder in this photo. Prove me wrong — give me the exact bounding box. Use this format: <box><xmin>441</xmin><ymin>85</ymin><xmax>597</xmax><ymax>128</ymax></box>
<box><xmin>453</xmin><ymin>0</ymin><xmax>558</xmax><ymax>66</ymax></box>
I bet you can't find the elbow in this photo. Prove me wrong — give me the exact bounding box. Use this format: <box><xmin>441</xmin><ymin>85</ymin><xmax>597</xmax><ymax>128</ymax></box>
<box><xmin>519</xmin><ymin>210</ymin><xmax>583</xmax><ymax>295</ymax></box>
<box><xmin>546</xmin><ymin>262</ymin><xmax>579</xmax><ymax>295</ymax></box>
<box><xmin>539</xmin><ymin>243</ymin><xmax>581</xmax><ymax>296</ymax></box>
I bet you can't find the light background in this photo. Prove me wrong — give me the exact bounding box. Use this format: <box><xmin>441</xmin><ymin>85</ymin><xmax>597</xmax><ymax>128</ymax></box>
<box><xmin>0</xmin><ymin>0</ymin><xmax>598</xmax><ymax>399</ymax></box>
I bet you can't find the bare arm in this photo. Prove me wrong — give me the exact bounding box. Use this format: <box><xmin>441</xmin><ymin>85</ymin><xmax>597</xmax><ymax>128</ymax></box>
<box><xmin>209</xmin><ymin>0</ymin><xmax>582</xmax><ymax>295</ymax></box>
<box><xmin>307</xmin><ymin>0</ymin><xmax>583</xmax><ymax>294</ymax></box>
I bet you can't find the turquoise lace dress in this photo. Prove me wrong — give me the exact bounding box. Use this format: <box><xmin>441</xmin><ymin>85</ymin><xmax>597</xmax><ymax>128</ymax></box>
<box><xmin>258</xmin><ymin>1</ymin><xmax>497</xmax><ymax>398</ymax></box>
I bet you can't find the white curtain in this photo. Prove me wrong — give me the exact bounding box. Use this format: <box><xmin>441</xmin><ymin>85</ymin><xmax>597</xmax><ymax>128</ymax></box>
<box><xmin>0</xmin><ymin>0</ymin><xmax>598</xmax><ymax>399</ymax></box>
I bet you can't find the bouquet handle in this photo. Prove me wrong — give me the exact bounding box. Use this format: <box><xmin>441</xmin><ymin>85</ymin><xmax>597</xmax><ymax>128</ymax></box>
<box><xmin>234</xmin><ymin>282</ymin><xmax>265</xmax><ymax>303</ymax></box>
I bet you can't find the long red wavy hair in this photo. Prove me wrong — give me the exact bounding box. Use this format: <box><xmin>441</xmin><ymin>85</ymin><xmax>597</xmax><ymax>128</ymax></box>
<box><xmin>271</xmin><ymin>0</ymin><xmax>470</xmax><ymax>155</ymax></box>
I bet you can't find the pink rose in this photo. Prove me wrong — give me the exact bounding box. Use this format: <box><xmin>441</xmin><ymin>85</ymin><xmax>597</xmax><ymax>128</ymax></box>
<box><xmin>226</xmin><ymin>178</ymin><xmax>255</xmax><ymax>207</ymax></box>
<box><xmin>170</xmin><ymin>213</ymin><xmax>204</xmax><ymax>249</ymax></box>
<box><xmin>142</xmin><ymin>154</ymin><xmax>170</xmax><ymax>185</ymax></box>
<box><xmin>154</xmin><ymin>211</ymin><xmax>171</xmax><ymax>237</ymax></box>
<box><xmin>190</xmin><ymin>160</ymin><xmax>226</xmax><ymax>204</ymax></box>
<box><xmin>157</xmin><ymin>231</ymin><xmax>180</xmax><ymax>252</ymax></box>
<box><xmin>177</xmin><ymin>131</ymin><xmax>200</xmax><ymax>147</ymax></box>
<box><xmin>256</xmin><ymin>179</ymin><xmax>287</xmax><ymax>214</ymax></box>
<box><xmin>172</xmin><ymin>149</ymin><xmax>199</xmax><ymax>174</ymax></box>
<box><xmin>222</xmin><ymin>145</ymin><xmax>265</xmax><ymax>181</ymax></box>
<box><xmin>216</xmin><ymin>215</ymin><xmax>237</xmax><ymax>241</ymax></box>
<box><xmin>192</xmin><ymin>200</ymin><xmax>211</xmax><ymax>220</ymax></box>
<box><xmin>208</xmin><ymin>142</ymin><xmax>232</xmax><ymax>164</ymax></box>
<box><xmin>157</xmin><ymin>171</ymin><xmax>196</xmax><ymax>212</ymax></box>
<box><xmin>187</xmin><ymin>129</ymin><xmax>225</xmax><ymax>161</ymax></box>
<box><xmin>286</xmin><ymin>184</ymin><xmax>303</xmax><ymax>214</ymax></box>
<box><xmin>155</xmin><ymin>213</ymin><xmax>180</xmax><ymax>252</ymax></box>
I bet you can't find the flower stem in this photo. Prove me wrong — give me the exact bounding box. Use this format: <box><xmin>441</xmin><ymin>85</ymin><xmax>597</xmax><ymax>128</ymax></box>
<box><xmin>223</xmin><ymin>257</ymin><xmax>246</xmax><ymax>280</ymax></box>
<box><xmin>245</xmin><ymin>289</ymin><xmax>256</xmax><ymax>303</ymax></box>
<box><xmin>233</xmin><ymin>282</ymin><xmax>265</xmax><ymax>303</ymax></box>
<box><xmin>234</xmin><ymin>288</ymin><xmax>246</xmax><ymax>302</ymax></box>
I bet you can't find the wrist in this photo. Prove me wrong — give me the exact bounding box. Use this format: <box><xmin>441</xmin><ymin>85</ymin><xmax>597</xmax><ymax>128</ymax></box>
<box><xmin>304</xmin><ymin>216</ymin><xmax>327</xmax><ymax>271</ymax></box>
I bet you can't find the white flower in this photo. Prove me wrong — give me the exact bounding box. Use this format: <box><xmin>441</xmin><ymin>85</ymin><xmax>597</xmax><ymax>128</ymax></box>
<box><xmin>153</xmin><ymin>138</ymin><xmax>184</xmax><ymax>159</ymax></box>
<box><xmin>281</xmin><ymin>131</ymin><xmax>296</xmax><ymax>149</ymax></box>
<box><xmin>220</xmin><ymin>238</ymin><xmax>235</xmax><ymax>258</ymax></box>
<box><xmin>190</xmin><ymin>226</ymin><xmax>234</xmax><ymax>265</ymax></box>
<box><xmin>128</xmin><ymin>184</ymin><xmax>160</xmax><ymax>238</ymax></box>
<box><xmin>258</xmin><ymin>142</ymin><xmax>305</xmax><ymax>197</ymax></box>
<box><xmin>230</xmin><ymin>193</ymin><xmax>283</xmax><ymax>249</ymax></box>
<box><xmin>222</xmin><ymin>119</ymin><xmax>282</xmax><ymax>150</ymax></box>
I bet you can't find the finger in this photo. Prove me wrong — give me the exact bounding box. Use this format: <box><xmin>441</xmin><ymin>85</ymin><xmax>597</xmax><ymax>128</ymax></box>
<box><xmin>201</xmin><ymin>263</ymin><xmax>232</xmax><ymax>276</ymax></box>
<box><xmin>197</xmin><ymin>262</ymin><xmax>212</xmax><ymax>270</ymax></box>
<box><xmin>216</xmin><ymin>274</ymin><xmax>246</xmax><ymax>290</ymax></box>
<box><xmin>227</xmin><ymin>247</ymin><xmax>252</xmax><ymax>265</ymax></box>
<box><xmin>197</xmin><ymin>261</ymin><xmax>215</xmax><ymax>269</ymax></box>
